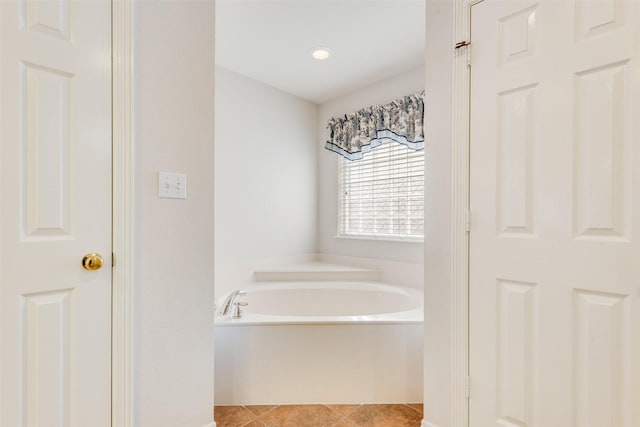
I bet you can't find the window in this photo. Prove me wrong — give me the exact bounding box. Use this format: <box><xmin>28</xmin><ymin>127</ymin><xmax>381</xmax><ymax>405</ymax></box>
<box><xmin>338</xmin><ymin>140</ymin><xmax>424</xmax><ymax>240</ymax></box>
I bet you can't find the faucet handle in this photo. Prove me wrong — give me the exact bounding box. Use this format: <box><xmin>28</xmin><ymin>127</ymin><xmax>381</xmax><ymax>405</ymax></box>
<box><xmin>232</xmin><ymin>300</ymin><xmax>248</xmax><ymax>319</ymax></box>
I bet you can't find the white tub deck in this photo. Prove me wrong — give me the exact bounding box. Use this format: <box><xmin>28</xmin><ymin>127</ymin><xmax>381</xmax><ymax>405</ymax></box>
<box><xmin>215</xmin><ymin>281</ymin><xmax>423</xmax><ymax>325</ymax></box>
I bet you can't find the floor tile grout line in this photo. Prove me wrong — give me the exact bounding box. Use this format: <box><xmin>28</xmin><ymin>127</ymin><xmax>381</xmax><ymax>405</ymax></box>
<box><xmin>402</xmin><ymin>403</ymin><xmax>423</xmax><ymax>414</ymax></box>
<box><xmin>246</xmin><ymin>404</ymin><xmax>279</xmax><ymax>420</ymax></box>
<box><xmin>328</xmin><ymin>412</ymin><xmax>350</xmax><ymax>427</ymax></box>
<box><xmin>322</xmin><ymin>403</ymin><xmax>363</xmax><ymax>419</ymax></box>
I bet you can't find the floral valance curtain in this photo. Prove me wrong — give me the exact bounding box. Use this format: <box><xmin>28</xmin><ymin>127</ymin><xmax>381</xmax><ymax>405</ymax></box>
<box><xmin>324</xmin><ymin>91</ymin><xmax>424</xmax><ymax>161</ymax></box>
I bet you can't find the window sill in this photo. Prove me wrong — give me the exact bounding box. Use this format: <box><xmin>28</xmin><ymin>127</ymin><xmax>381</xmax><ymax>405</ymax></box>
<box><xmin>334</xmin><ymin>234</ymin><xmax>424</xmax><ymax>244</ymax></box>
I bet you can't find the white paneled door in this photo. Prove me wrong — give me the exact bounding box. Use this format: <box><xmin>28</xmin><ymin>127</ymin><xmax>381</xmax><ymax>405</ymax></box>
<box><xmin>469</xmin><ymin>1</ymin><xmax>640</xmax><ymax>426</ymax></box>
<box><xmin>1</xmin><ymin>0</ymin><xmax>112</xmax><ymax>426</ymax></box>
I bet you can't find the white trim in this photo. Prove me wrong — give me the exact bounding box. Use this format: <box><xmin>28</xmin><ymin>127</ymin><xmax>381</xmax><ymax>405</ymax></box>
<box><xmin>422</xmin><ymin>420</ymin><xmax>443</xmax><ymax>427</ymax></box>
<box><xmin>203</xmin><ymin>423</ymin><xmax>216</xmax><ymax>427</ymax></box>
<box><xmin>334</xmin><ymin>235</ymin><xmax>424</xmax><ymax>244</ymax></box>
<box><xmin>451</xmin><ymin>0</ymin><xmax>472</xmax><ymax>426</ymax></box>
<box><xmin>111</xmin><ymin>0</ymin><xmax>134</xmax><ymax>426</ymax></box>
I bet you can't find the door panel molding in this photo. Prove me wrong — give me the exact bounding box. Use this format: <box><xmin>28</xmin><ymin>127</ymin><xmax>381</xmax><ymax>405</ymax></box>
<box><xmin>112</xmin><ymin>1</ymin><xmax>134</xmax><ymax>425</ymax></box>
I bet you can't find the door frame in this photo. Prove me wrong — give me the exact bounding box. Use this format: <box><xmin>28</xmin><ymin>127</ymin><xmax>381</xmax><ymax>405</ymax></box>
<box><xmin>112</xmin><ymin>1</ymin><xmax>134</xmax><ymax>425</ymax></box>
<box><xmin>109</xmin><ymin>0</ymin><xmax>480</xmax><ymax>424</ymax></box>
<box><xmin>449</xmin><ymin>0</ymin><xmax>481</xmax><ymax>426</ymax></box>
<box><xmin>106</xmin><ymin>0</ymin><xmax>492</xmax><ymax>424</ymax></box>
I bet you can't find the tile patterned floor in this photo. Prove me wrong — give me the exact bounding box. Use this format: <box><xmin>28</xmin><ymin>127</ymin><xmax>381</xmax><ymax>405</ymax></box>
<box><xmin>214</xmin><ymin>404</ymin><xmax>423</xmax><ymax>427</ymax></box>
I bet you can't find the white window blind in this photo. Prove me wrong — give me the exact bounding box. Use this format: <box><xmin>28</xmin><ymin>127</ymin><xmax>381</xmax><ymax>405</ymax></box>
<box><xmin>338</xmin><ymin>140</ymin><xmax>424</xmax><ymax>240</ymax></box>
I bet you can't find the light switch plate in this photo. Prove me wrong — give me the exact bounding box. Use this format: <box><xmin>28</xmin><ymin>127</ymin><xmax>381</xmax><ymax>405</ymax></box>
<box><xmin>158</xmin><ymin>172</ymin><xmax>187</xmax><ymax>199</ymax></box>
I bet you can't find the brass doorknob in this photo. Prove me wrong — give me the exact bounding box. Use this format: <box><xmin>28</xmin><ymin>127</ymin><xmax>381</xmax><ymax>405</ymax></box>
<box><xmin>82</xmin><ymin>253</ymin><xmax>104</xmax><ymax>271</ymax></box>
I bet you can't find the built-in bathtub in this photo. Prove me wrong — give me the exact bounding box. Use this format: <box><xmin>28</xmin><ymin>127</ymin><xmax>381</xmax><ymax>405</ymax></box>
<box><xmin>214</xmin><ymin>282</ymin><xmax>423</xmax><ymax>405</ymax></box>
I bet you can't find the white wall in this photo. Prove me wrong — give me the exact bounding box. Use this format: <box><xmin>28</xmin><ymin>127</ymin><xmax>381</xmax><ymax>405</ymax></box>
<box><xmin>423</xmin><ymin>2</ymin><xmax>454</xmax><ymax>426</ymax></box>
<box><xmin>133</xmin><ymin>2</ymin><xmax>215</xmax><ymax>426</ymax></box>
<box><xmin>214</xmin><ymin>67</ymin><xmax>318</xmax><ymax>291</ymax></box>
<box><xmin>317</xmin><ymin>67</ymin><xmax>425</xmax><ymax>265</ymax></box>
<box><xmin>214</xmin><ymin>67</ymin><xmax>317</xmax><ymax>262</ymax></box>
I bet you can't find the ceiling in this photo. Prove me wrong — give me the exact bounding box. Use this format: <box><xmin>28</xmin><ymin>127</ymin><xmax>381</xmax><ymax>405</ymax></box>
<box><xmin>215</xmin><ymin>0</ymin><xmax>425</xmax><ymax>104</ymax></box>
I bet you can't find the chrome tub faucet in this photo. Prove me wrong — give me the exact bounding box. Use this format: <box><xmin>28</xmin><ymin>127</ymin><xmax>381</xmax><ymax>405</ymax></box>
<box><xmin>219</xmin><ymin>290</ymin><xmax>248</xmax><ymax>318</ymax></box>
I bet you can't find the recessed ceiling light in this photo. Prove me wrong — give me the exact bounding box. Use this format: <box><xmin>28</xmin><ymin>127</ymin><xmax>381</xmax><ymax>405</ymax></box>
<box><xmin>312</xmin><ymin>47</ymin><xmax>332</xmax><ymax>60</ymax></box>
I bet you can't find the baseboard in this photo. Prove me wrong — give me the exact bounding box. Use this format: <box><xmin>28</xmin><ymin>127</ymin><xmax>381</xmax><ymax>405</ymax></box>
<box><xmin>202</xmin><ymin>422</ymin><xmax>216</xmax><ymax>427</ymax></box>
<box><xmin>422</xmin><ymin>420</ymin><xmax>441</xmax><ymax>427</ymax></box>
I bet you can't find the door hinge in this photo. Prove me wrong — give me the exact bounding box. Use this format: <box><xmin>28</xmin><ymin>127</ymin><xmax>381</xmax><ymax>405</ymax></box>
<box><xmin>465</xmin><ymin>211</ymin><xmax>471</xmax><ymax>232</ymax></box>
<box><xmin>455</xmin><ymin>41</ymin><xmax>471</xmax><ymax>67</ymax></box>
<box><xmin>465</xmin><ymin>376</ymin><xmax>470</xmax><ymax>398</ymax></box>
<box><xmin>112</xmin><ymin>252</ymin><xmax>116</xmax><ymax>267</ymax></box>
